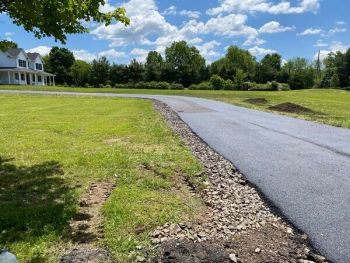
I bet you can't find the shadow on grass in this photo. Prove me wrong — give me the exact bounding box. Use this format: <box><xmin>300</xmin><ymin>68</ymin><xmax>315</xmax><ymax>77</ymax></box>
<box><xmin>0</xmin><ymin>156</ymin><xmax>76</xmax><ymax>246</ymax></box>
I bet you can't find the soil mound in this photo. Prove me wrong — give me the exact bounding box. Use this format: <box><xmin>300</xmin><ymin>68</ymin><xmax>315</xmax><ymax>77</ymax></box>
<box><xmin>269</xmin><ymin>102</ymin><xmax>315</xmax><ymax>114</ymax></box>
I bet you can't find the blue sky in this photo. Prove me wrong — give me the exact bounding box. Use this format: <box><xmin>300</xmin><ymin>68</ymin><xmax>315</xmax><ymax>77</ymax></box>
<box><xmin>0</xmin><ymin>0</ymin><xmax>349</xmax><ymax>64</ymax></box>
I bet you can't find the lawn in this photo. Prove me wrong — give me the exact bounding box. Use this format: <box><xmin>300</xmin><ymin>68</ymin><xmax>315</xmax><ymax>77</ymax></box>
<box><xmin>1</xmin><ymin>85</ymin><xmax>349</xmax><ymax>128</ymax></box>
<box><xmin>0</xmin><ymin>94</ymin><xmax>203</xmax><ymax>262</ymax></box>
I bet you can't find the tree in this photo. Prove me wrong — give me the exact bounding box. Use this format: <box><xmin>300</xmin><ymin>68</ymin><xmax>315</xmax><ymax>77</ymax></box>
<box><xmin>256</xmin><ymin>53</ymin><xmax>282</xmax><ymax>83</ymax></box>
<box><xmin>128</xmin><ymin>59</ymin><xmax>144</xmax><ymax>83</ymax></box>
<box><xmin>48</xmin><ymin>47</ymin><xmax>75</xmax><ymax>84</ymax></box>
<box><xmin>210</xmin><ymin>74</ymin><xmax>225</xmax><ymax>90</ymax></box>
<box><xmin>165</xmin><ymin>41</ymin><xmax>206</xmax><ymax>86</ymax></box>
<box><xmin>109</xmin><ymin>64</ymin><xmax>129</xmax><ymax>85</ymax></box>
<box><xmin>71</xmin><ymin>60</ymin><xmax>91</xmax><ymax>87</ymax></box>
<box><xmin>145</xmin><ymin>51</ymin><xmax>164</xmax><ymax>81</ymax></box>
<box><xmin>330</xmin><ymin>73</ymin><xmax>340</xmax><ymax>87</ymax></box>
<box><xmin>0</xmin><ymin>0</ymin><xmax>129</xmax><ymax>43</ymax></box>
<box><xmin>234</xmin><ymin>69</ymin><xmax>246</xmax><ymax>90</ymax></box>
<box><xmin>90</xmin><ymin>57</ymin><xmax>110</xmax><ymax>87</ymax></box>
<box><xmin>0</xmin><ymin>40</ymin><xmax>17</xmax><ymax>51</ymax></box>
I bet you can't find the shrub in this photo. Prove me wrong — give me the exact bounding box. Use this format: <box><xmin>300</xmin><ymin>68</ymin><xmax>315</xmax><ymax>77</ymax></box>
<box><xmin>223</xmin><ymin>79</ymin><xmax>235</xmax><ymax>90</ymax></box>
<box><xmin>169</xmin><ymin>83</ymin><xmax>184</xmax><ymax>90</ymax></box>
<box><xmin>98</xmin><ymin>84</ymin><xmax>104</xmax><ymax>88</ymax></box>
<box><xmin>270</xmin><ymin>81</ymin><xmax>279</xmax><ymax>91</ymax></box>
<box><xmin>210</xmin><ymin>74</ymin><xmax>225</xmax><ymax>90</ymax></box>
<box><xmin>241</xmin><ymin>82</ymin><xmax>254</xmax><ymax>91</ymax></box>
<box><xmin>84</xmin><ymin>83</ymin><xmax>90</xmax><ymax>88</ymax></box>
<box><xmin>114</xmin><ymin>84</ymin><xmax>127</xmax><ymax>89</ymax></box>
<box><xmin>197</xmin><ymin>81</ymin><xmax>213</xmax><ymax>90</ymax></box>
<box><xmin>135</xmin><ymin>81</ymin><xmax>148</xmax><ymax>89</ymax></box>
<box><xmin>234</xmin><ymin>69</ymin><xmax>246</xmax><ymax>90</ymax></box>
<box><xmin>189</xmin><ymin>84</ymin><xmax>199</xmax><ymax>90</ymax></box>
<box><xmin>104</xmin><ymin>84</ymin><xmax>112</xmax><ymax>88</ymax></box>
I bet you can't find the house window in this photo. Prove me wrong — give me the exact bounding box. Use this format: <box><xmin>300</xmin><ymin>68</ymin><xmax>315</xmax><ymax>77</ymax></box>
<box><xmin>37</xmin><ymin>75</ymin><xmax>42</xmax><ymax>82</ymax></box>
<box><xmin>36</xmin><ymin>63</ymin><xmax>43</xmax><ymax>70</ymax></box>
<box><xmin>18</xmin><ymin>59</ymin><xmax>27</xmax><ymax>68</ymax></box>
<box><xmin>15</xmin><ymin>73</ymin><xmax>19</xmax><ymax>80</ymax></box>
<box><xmin>21</xmin><ymin>74</ymin><xmax>25</xmax><ymax>81</ymax></box>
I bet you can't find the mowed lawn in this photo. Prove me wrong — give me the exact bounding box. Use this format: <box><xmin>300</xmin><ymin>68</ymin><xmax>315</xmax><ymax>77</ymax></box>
<box><xmin>1</xmin><ymin>85</ymin><xmax>349</xmax><ymax>128</ymax></box>
<box><xmin>0</xmin><ymin>94</ymin><xmax>203</xmax><ymax>262</ymax></box>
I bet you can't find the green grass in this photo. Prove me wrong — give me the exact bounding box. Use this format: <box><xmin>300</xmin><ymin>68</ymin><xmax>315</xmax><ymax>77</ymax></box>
<box><xmin>1</xmin><ymin>85</ymin><xmax>349</xmax><ymax>128</ymax></box>
<box><xmin>0</xmin><ymin>94</ymin><xmax>203</xmax><ymax>262</ymax></box>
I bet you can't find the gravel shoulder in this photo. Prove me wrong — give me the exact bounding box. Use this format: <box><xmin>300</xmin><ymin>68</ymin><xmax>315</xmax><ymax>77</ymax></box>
<box><xmin>150</xmin><ymin>100</ymin><xmax>327</xmax><ymax>263</ymax></box>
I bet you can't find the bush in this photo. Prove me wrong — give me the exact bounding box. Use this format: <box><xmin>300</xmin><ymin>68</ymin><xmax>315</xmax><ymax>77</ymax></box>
<box><xmin>189</xmin><ymin>84</ymin><xmax>199</xmax><ymax>90</ymax></box>
<box><xmin>104</xmin><ymin>84</ymin><xmax>112</xmax><ymax>88</ymax></box>
<box><xmin>169</xmin><ymin>83</ymin><xmax>184</xmax><ymax>90</ymax></box>
<box><xmin>114</xmin><ymin>83</ymin><xmax>127</xmax><ymax>89</ymax></box>
<box><xmin>98</xmin><ymin>84</ymin><xmax>104</xmax><ymax>88</ymax></box>
<box><xmin>330</xmin><ymin>73</ymin><xmax>340</xmax><ymax>88</ymax></box>
<box><xmin>223</xmin><ymin>79</ymin><xmax>235</xmax><ymax>90</ymax></box>
<box><xmin>210</xmin><ymin>74</ymin><xmax>225</xmax><ymax>90</ymax></box>
<box><xmin>234</xmin><ymin>69</ymin><xmax>246</xmax><ymax>90</ymax></box>
<box><xmin>270</xmin><ymin>81</ymin><xmax>279</xmax><ymax>91</ymax></box>
<box><xmin>197</xmin><ymin>81</ymin><xmax>213</xmax><ymax>90</ymax></box>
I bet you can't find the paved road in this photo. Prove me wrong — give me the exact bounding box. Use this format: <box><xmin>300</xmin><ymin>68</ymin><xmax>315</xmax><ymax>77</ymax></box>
<box><xmin>1</xmin><ymin>90</ymin><xmax>350</xmax><ymax>262</ymax></box>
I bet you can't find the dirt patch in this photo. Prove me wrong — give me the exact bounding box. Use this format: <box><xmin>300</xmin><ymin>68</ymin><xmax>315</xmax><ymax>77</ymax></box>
<box><xmin>269</xmin><ymin>102</ymin><xmax>316</xmax><ymax>114</ymax></box>
<box><xmin>244</xmin><ymin>98</ymin><xmax>269</xmax><ymax>105</ymax></box>
<box><xmin>60</xmin><ymin>180</ymin><xmax>116</xmax><ymax>262</ymax></box>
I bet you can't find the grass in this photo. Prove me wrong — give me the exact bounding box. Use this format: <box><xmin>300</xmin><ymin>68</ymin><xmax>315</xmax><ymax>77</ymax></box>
<box><xmin>1</xmin><ymin>85</ymin><xmax>349</xmax><ymax>128</ymax></box>
<box><xmin>0</xmin><ymin>94</ymin><xmax>203</xmax><ymax>262</ymax></box>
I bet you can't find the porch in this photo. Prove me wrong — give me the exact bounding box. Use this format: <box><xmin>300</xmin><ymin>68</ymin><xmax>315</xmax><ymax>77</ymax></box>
<box><xmin>0</xmin><ymin>68</ymin><xmax>55</xmax><ymax>86</ymax></box>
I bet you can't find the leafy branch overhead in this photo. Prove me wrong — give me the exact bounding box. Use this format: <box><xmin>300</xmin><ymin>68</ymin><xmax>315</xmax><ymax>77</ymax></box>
<box><xmin>0</xmin><ymin>0</ymin><xmax>130</xmax><ymax>43</ymax></box>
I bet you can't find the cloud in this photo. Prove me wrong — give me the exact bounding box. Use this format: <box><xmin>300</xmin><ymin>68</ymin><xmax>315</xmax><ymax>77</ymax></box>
<box><xmin>195</xmin><ymin>40</ymin><xmax>221</xmax><ymax>62</ymax></box>
<box><xmin>313</xmin><ymin>40</ymin><xmax>328</xmax><ymax>48</ymax></box>
<box><xmin>162</xmin><ymin>5</ymin><xmax>177</xmax><ymax>16</ymax></box>
<box><xmin>130</xmin><ymin>48</ymin><xmax>149</xmax><ymax>62</ymax></box>
<box><xmin>179</xmin><ymin>10</ymin><xmax>201</xmax><ymax>19</ymax></box>
<box><xmin>298</xmin><ymin>27</ymin><xmax>322</xmax><ymax>36</ymax></box>
<box><xmin>328</xmin><ymin>27</ymin><xmax>347</xmax><ymax>34</ymax></box>
<box><xmin>72</xmin><ymin>49</ymin><xmax>97</xmax><ymax>61</ymax></box>
<box><xmin>259</xmin><ymin>21</ymin><xmax>294</xmax><ymax>34</ymax></box>
<box><xmin>26</xmin><ymin>46</ymin><xmax>52</xmax><ymax>56</ymax></box>
<box><xmin>248</xmin><ymin>46</ymin><xmax>277</xmax><ymax>56</ymax></box>
<box><xmin>207</xmin><ymin>0</ymin><xmax>320</xmax><ymax>16</ymax></box>
<box><xmin>98</xmin><ymin>49</ymin><xmax>125</xmax><ymax>59</ymax></box>
<box><xmin>335</xmin><ymin>21</ymin><xmax>346</xmax><ymax>26</ymax></box>
<box><xmin>313</xmin><ymin>41</ymin><xmax>350</xmax><ymax>61</ymax></box>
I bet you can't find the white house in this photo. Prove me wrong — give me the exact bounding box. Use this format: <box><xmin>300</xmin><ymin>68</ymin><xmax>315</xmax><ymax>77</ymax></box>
<box><xmin>0</xmin><ymin>48</ymin><xmax>55</xmax><ymax>86</ymax></box>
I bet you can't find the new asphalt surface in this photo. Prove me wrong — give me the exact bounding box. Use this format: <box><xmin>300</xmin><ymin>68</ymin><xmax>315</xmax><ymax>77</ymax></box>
<box><xmin>1</xmin><ymin>90</ymin><xmax>350</xmax><ymax>262</ymax></box>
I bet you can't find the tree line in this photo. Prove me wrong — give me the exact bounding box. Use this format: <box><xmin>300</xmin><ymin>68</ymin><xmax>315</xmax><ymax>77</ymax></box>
<box><xmin>3</xmin><ymin>39</ymin><xmax>348</xmax><ymax>90</ymax></box>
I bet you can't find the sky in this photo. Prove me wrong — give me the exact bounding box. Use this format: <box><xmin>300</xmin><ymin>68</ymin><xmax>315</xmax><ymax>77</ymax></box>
<box><xmin>0</xmin><ymin>0</ymin><xmax>349</xmax><ymax>64</ymax></box>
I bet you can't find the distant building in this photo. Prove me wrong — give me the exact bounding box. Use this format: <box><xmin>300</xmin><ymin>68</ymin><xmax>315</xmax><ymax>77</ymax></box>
<box><xmin>0</xmin><ymin>48</ymin><xmax>55</xmax><ymax>86</ymax></box>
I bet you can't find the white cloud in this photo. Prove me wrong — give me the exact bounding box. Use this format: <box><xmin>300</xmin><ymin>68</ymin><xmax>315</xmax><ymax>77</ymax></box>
<box><xmin>329</xmin><ymin>27</ymin><xmax>347</xmax><ymax>34</ymax></box>
<box><xmin>298</xmin><ymin>27</ymin><xmax>322</xmax><ymax>36</ymax></box>
<box><xmin>26</xmin><ymin>46</ymin><xmax>52</xmax><ymax>56</ymax></box>
<box><xmin>130</xmin><ymin>48</ymin><xmax>149</xmax><ymax>62</ymax></box>
<box><xmin>207</xmin><ymin>0</ymin><xmax>320</xmax><ymax>16</ymax></box>
<box><xmin>179</xmin><ymin>10</ymin><xmax>201</xmax><ymax>19</ymax></box>
<box><xmin>248</xmin><ymin>46</ymin><xmax>277</xmax><ymax>56</ymax></box>
<box><xmin>162</xmin><ymin>5</ymin><xmax>177</xmax><ymax>16</ymax></box>
<box><xmin>313</xmin><ymin>40</ymin><xmax>328</xmax><ymax>48</ymax></box>
<box><xmin>72</xmin><ymin>49</ymin><xmax>97</xmax><ymax>62</ymax></box>
<box><xmin>98</xmin><ymin>49</ymin><xmax>125</xmax><ymax>59</ymax></box>
<box><xmin>259</xmin><ymin>21</ymin><xmax>294</xmax><ymax>34</ymax></box>
<box><xmin>335</xmin><ymin>21</ymin><xmax>346</xmax><ymax>26</ymax></box>
<box><xmin>195</xmin><ymin>40</ymin><xmax>221</xmax><ymax>62</ymax></box>
<box><xmin>313</xmin><ymin>41</ymin><xmax>350</xmax><ymax>61</ymax></box>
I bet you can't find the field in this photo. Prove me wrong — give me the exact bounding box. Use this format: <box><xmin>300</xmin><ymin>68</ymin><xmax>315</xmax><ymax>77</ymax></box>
<box><xmin>0</xmin><ymin>94</ymin><xmax>203</xmax><ymax>262</ymax></box>
<box><xmin>1</xmin><ymin>85</ymin><xmax>349</xmax><ymax>129</ymax></box>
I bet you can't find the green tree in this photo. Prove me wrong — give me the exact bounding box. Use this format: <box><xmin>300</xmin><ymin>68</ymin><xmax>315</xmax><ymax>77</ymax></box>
<box><xmin>109</xmin><ymin>64</ymin><xmax>129</xmax><ymax>85</ymax></box>
<box><xmin>145</xmin><ymin>51</ymin><xmax>164</xmax><ymax>81</ymax></box>
<box><xmin>0</xmin><ymin>40</ymin><xmax>17</xmax><ymax>51</ymax></box>
<box><xmin>165</xmin><ymin>41</ymin><xmax>206</xmax><ymax>86</ymax></box>
<box><xmin>128</xmin><ymin>59</ymin><xmax>144</xmax><ymax>83</ymax></box>
<box><xmin>256</xmin><ymin>53</ymin><xmax>281</xmax><ymax>83</ymax></box>
<box><xmin>330</xmin><ymin>73</ymin><xmax>340</xmax><ymax>87</ymax></box>
<box><xmin>71</xmin><ymin>60</ymin><xmax>91</xmax><ymax>87</ymax></box>
<box><xmin>234</xmin><ymin>69</ymin><xmax>246</xmax><ymax>90</ymax></box>
<box><xmin>0</xmin><ymin>0</ymin><xmax>129</xmax><ymax>43</ymax></box>
<box><xmin>48</xmin><ymin>47</ymin><xmax>75</xmax><ymax>84</ymax></box>
<box><xmin>90</xmin><ymin>57</ymin><xmax>110</xmax><ymax>87</ymax></box>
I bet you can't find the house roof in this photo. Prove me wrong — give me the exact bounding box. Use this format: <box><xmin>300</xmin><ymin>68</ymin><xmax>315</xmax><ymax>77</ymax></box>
<box><xmin>6</xmin><ymin>48</ymin><xmax>23</xmax><ymax>57</ymax></box>
<box><xmin>27</xmin><ymin>52</ymin><xmax>40</xmax><ymax>61</ymax></box>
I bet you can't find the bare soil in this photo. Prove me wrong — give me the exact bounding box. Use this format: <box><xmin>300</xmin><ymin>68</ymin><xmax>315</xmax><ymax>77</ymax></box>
<box><xmin>269</xmin><ymin>102</ymin><xmax>316</xmax><ymax>114</ymax></box>
<box><xmin>60</xmin><ymin>180</ymin><xmax>116</xmax><ymax>263</ymax></box>
<box><xmin>244</xmin><ymin>98</ymin><xmax>269</xmax><ymax>105</ymax></box>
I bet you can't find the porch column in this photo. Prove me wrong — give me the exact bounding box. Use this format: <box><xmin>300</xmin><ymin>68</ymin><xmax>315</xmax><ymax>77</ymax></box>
<box><xmin>49</xmin><ymin>76</ymin><xmax>52</xmax><ymax>86</ymax></box>
<box><xmin>53</xmin><ymin>76</ymin><xmax>55</xmax><ymax>86</ymax></box>
<box><xmin>24</xmin><ymin>73</ymin><xmax>27</xmax><ymax>85</ymax></box>
<box><xmin>7</xmin><ymin>71</ymin><xmax>11</xmax><ymax>84</ymax></box>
